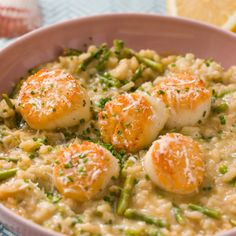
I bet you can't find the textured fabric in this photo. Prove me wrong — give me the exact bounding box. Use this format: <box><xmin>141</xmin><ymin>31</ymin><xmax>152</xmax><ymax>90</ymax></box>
<box><xmin>0</xmin><ymin>0</ymin><xmax>166</xmax><ymax>234</ymax></box>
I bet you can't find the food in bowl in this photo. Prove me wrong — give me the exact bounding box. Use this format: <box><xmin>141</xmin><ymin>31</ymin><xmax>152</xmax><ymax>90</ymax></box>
<box><xmin>0</xmin><ymin>40</ymin><xmax>236</xmax><ymax>235</ymax></box>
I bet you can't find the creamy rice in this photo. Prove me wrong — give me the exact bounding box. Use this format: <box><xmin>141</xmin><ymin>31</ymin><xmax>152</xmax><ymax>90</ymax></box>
<box><xmin>0</xmin><ymin>41</ymin><xmax>236</xmax><ymax>236</ymax></box>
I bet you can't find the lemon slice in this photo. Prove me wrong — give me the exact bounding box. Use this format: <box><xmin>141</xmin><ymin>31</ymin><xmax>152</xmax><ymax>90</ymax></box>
<box><xmin>167</xmin><ymin>0</ymin><xmax>236</xmax><ymax>32</ymax></box>
<box><xmin>223</xmin><ymin>11</ymin><xmax>236</xmax><ymax>32</ymax></box>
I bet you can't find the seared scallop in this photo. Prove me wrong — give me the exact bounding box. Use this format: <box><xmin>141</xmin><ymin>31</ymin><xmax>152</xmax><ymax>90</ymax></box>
<box><xmin>144</xmin><ymin>133</ymin><xmax>204</xmax><ymax>194</ymax></box>
<box><xmin>53</xmin><ymin>142</ymin><xmax>120</xmax><ymax>201</ymax></box>
<box><xmin>17</xmin><ymin>69</ymin><xmax>91</xmax><ymax>130</ymax></box>
<box><xmin>152</xmin><ymin>73</ymin><xmax>211</xmax><ymax>128</ymax></box>
<box><xmin>98</xmin><ymin>92</ymin><xmax>168</xmax><ymax>153</ymax></box>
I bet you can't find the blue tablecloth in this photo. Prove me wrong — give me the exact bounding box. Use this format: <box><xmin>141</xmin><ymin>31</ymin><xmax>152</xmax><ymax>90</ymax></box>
<box><xmin>0</xmin><ymin>0</ymin><xmax>166</xmax><ymax>235</ymax></box>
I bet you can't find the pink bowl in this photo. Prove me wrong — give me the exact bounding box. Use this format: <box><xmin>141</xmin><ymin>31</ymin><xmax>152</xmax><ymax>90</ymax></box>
<box><xmin>0</xmin><ymin>14</ymin><xmax>236</xmax><ymax>236</ymax></box>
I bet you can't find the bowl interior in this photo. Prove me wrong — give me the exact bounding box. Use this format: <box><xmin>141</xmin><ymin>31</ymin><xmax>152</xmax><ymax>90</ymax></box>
<box><xmin>0</xmin><ymin>14</ymin><xmax>236</xmax><ymax>94</ymax></box>
<box><xmin>0</xmin><ymin>14</ymin><xmax>236</xmax><ymax>236</ymax></box>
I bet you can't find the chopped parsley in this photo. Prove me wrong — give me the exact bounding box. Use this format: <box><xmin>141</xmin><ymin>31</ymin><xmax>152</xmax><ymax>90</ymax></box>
<box><xmin>219</xmin><ymin>115</ymin><xmax>226</xmax><ymax>125</ymax></box>
<box><xmin>29</xmin><ymin>152</ymin><xmax>39</xmax><ymax>159</ymax></box>
<box><xmin>117</xmin><ymin>130</ymin><xmax>122</xmax><ymax>135</ymax></box>
<box><xmin>219</xmin><ymin>165</ymin><xmax>228</xmax><ymax>174</ymax></box>
<box><xmin>158</xmin><ymin>90</ymin><xmax>165</xmax><ymax>95</ymax></box>
<box><xmin>67</xmin><ymin>176</ymin><xmax>74</xmax><ymax>182</ymax></box>
<box><xmin>46</xmin><ymin>192</ymin><xmax>62</xmax><ymax>203</ymax></box>
<box><xmin>64</xmin><ymin>162</ymin><xmax>73</xmax><ymax>169</ymax></box>
<box><xmin>79</xmin><ymin>153</ymin><xmax>86</xmax><ymax>159</ymax></box>
<box><xmin>97</xmin><ymin>97</ymin><xmax>112</xmax><ymax>109</ymax></box>
<box><xmin>99</xmin><ymin>142</ymin><xmax>126</xmax><ymax>167</ymax></box>
<box><xmin>103</xmin><ymin>196</ymin><xmax>111</xmax><ymax>202</ymax></box>
<box><xmin>80</xmin><ymin>118</ymin><xmax>85</xmax><ymax>124</ymax></box>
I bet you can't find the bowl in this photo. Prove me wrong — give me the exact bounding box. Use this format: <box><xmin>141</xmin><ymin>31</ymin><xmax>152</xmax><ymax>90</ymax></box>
<box><xmin>0</xmin><ymin>13</ymin><xmax>236</xmax><ymax>236</ymax></box>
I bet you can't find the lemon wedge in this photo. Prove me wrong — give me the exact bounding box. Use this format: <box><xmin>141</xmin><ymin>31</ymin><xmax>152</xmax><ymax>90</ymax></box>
<box><xmin>167</xmin><ymin>0</ymin><xmax>236</xmax><ymax>32</ymax></box>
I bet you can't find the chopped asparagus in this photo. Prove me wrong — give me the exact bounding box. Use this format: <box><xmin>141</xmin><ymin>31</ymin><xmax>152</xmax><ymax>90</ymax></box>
<box><xmin>124</xmin><ymin>209</ymin><xmax>169</xmax><ymax>228</ymax></box>
<box><xmin>121</xmin><ymin>158</ymin><xmax>135</xmax><ymax>178</ymax></box>
<box><xmin>124</xmin><ymin>228</ymin><xmax>145</xmax><ymax>236</ymax></box>
<box><xmin>188</xmin><ymin>204</ymin><xmax>221</xmax><ymax>219</ymax></box>
<box><xmin>229</xmin><ymin>219</ymin><xmax>236</xmax><ymax>226</ymax></box>
<box><xmin>113</xmin><ymin>39</ymin><xmax>124</xmax><ymax>56</ymax></box>
<box><xmin>98</xmin><ymin>73</ymin><xmax>121</xmax><ymax>88</ymax></box>
<box><xmin>125</xmin><ymin>228</ymin><xmax>163</xmax><ymax>236</ymax></box>
<box><xmin>62</xmin><ymin>48</ymin><xmax>82</xmax><ymax>56</ymax></box>
<box><xmin>134</xmin><ymin>53</ymin><xmax>164</xmax><ymax>73</ymax></box>
<box><xmin>114</xmin><ymin>45</ymin><xmax>164</xmax><ymax>73</ymax></box>
<box><xmin>219</xmin><ymin>115</ymin><xmax>226</xmax><ymax>125</ymax></box>
<box><xmin>229</xmin><ymin>177</ymin><xmax>236</xmax><ymax>186</ymax></box>
<box><xmin>0</xmin><ymin>168</ymin><xmax>17</xmax><ymax>181</ymax></box>
<box><xmin>10</xmin><ymin>78</ymin><xmax>26</xmax><ymax>98</ymax></box>
<box><xmin>173</xmin><ymin>204</ymin><xmax>185</xmax><ymax>224</ymax></box>
<box><xmin>131</xmin><ymin>66</ymin><xmax>145</xmax><ymax>82</ymax></box>
<box><xmin>96</xmin><ymin>49</ymin><xmax>111</xmax><ymax>72</ymax></box>
<box><xmin>78</xmin><ymin>44</ymin><xmax>107</xmax><ymax>72</ymax></box>
<box><xmin>217</xmin><ymin>89</ymin><xmax>236</xmax><ymax>98</ymax></box>
<box><xmin>148</xmin><ymin>229</ymin><xmax>164</xmax><ymax>236</ymax></box>
<box><xmin>2</xmin><ymin>94</ymin><xmax>14</xmax><ymax>109</ymax></box>
<box><xmin>117</xmin><ymin>175</ymin><xmax>135</xmax><ymax>215</ymax></box>
<box><xmin>212</xmin><ymin>103</ymin><xmax>228</xmax><ymax>113</ymax></box>
<box><xmin>0</xmin><ymin>157</ymin><xmax>19</xmax><ymax>163</ymax></box>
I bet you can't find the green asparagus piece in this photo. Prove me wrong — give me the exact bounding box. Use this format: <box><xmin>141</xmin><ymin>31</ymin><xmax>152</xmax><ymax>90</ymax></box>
<box><xmin>116</xmin><ymin>46</ymin><xmax>164</xmax><ymax>73</ymax></box>
<box><xmin>78</xmin><ymin>44</ymin><xmax>107</xmax><ymax>72</ymax></box>
<box><xmin>113</xmin><ymin>39</ymin><xmax>124</xmax><ymax>56</ymax></box>
<box><xmin>148</xmin><ymin>229</ymin><xmax>164</xmax><ymax>236</ymax></box>
<box><xmin>121</xmin><ymin>158</ymin><xmax>135</xmax><ymax>178</ymax></box>
<box><xmin>125</xmin><ymin>48</ymin><xmax>163</xmax><ymax>73</ymax></box>
<box><xmin>172</xmin><ymin>204</ymin><xmax>185</xmax><ymax>225</ymax></box>
<box><xmin>11</xmin><ymin>78</ymin><xmax>26</xmax><ymax>98</ymax></box>
<box><xmin>124</xmin><ymin>209</ymin><xmax>169</xmax><ymax>228</ymax></box>
<box><xmin>229</xmin><ymin>177</ymin><xmax>236</xmax><ymax>186</ymax></box>
<box><xmin>124</xmin><ymin>228</ymin><xmax>163</xmax><ymax>236</ymax></box>
<box><xmin>98</xmin><ymin>73</ymin><xmax>121</xmax><ymax>88</ymax></box>
<box><xmin>134</xmin><ymin>53</ymin><xmax>164</xmax><ymax>73</ymax></box>
<box><xmin>96</xmin><ymin>49</ymin><xmax>111</xmax><ymax>72</ymax></box>
<box><xmin>229</xmin><ymin>219</ymin><xmax>236</xmax><ymax>226</ymax></box>
<box><xmin>46</xmin><ymin>192</ymin><xmax>62</xmax><ymax>204</ymax></box>
<box><xmin>124</xmin><ymin>228</ymin><xmax>145</xmax><ymax>236</ymax></box>
<box><xmin>0</xmin><ymin>157</ymin><xmax>19</xmax><ymax>163</ymax></box>
<box><xmin>113</xmin><ymin>43</ymin><xmax>164</xmax><ymax>73</ymax></box>
<box><xmin>188</xmin><ymin>204</ymin><xmax>221</xmax><ymax>219</ymax></box>
<box><xmin>0</xmin><ymin>168</ymin><xmax>17</xmax><ymax>181</ymax></box>
<box><xmin>117</xmin><ymin>175</ymin><xmax>135</xmax><ymax>215</ymax></box>
<box><xmin>217</xmin><ymin>89</ymin><xmax>236</xmax><ymax>98</ymax></box>
<box><xmin>62</xmin><ymin>48</ymin><xmax>82</xmax><ymax>56</ymax></box>
<box><xmin>2</xmin><ymin>94</ymin><xmax>14</xmax><ymax>109</ymax></box>
<box><xmin>28</xmin><ymin>67</ymin><xmax>40</xmax><ymax>76</ymax></box>
<box><xmin>212</xmin><ymin>103</ymin><xmax>228</xmax><ymax>113</ymax></box>
<box><xmin>131</xmin><ymin>66</ymin><xmax>145</xmax><ymax>82</ymax></box>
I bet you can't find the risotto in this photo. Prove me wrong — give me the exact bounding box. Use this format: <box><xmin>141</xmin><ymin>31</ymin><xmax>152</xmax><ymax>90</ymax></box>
<box><xmin>0</xmin><ymin>40</ymin><xmax>236</xmax><ymax>236</ymax></box>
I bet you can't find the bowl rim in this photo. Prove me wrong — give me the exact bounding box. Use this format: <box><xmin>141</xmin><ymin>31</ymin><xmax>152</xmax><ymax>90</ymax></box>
<box><xmin>0</xmin><ymin>204</ymin><xmax>64</xmax><ymax>236</ymax></box>
<box><xmin>1</xmin><ymin>12</ymin><xmax>236</xmax><ymax>55</ymax></box>
<box><xmin>0</xmin><ymin>13</ymin><xmax>236</xmax><ymax>236</ymax></box>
